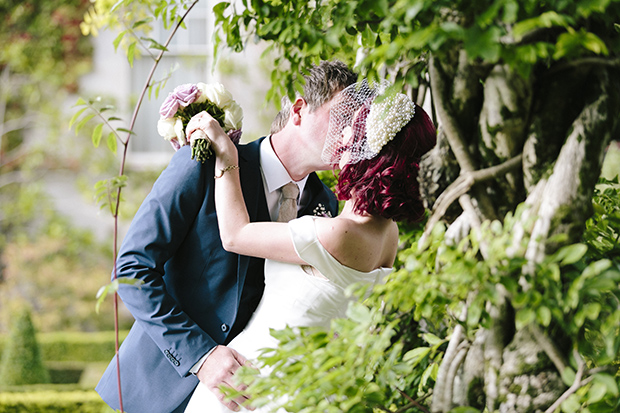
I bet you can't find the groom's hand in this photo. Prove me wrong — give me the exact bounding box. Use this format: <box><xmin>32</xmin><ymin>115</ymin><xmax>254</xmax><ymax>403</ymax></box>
<box><xmin>196</xmin><ymin>345</ymin><xmax>254</xmax><ymax>412</ymax></box>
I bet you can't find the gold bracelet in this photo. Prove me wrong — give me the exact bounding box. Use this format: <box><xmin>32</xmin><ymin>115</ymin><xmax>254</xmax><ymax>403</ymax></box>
<box><xmin>214</xmin><ymin>164</ymin><xmax>239</xmax><ymax>179</ymax></box>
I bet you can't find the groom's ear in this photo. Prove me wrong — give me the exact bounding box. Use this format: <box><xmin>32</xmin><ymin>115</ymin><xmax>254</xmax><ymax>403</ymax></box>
<box><xmin>291</xmin><ymin>97</ymin><xmax>305</xmax><ymax>126</ymax></box>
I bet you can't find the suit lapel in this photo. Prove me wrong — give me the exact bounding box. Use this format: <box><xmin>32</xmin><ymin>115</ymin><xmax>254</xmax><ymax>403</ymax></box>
<box><xmin>238</xmin><ymin>137</ymin><xmax>268</xmax><ymax>223</ymax></box>
<box><xmin>299</xmin><ymin>172</ymin><xmax>339</xmax><ymax>218</ymax></box>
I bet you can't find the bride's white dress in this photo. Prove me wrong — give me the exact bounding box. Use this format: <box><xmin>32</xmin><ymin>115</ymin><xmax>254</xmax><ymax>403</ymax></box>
<box><xmin>184</xmin><ymin>216</ymin><xmax>392</xmax><ymax>412</ymax></box>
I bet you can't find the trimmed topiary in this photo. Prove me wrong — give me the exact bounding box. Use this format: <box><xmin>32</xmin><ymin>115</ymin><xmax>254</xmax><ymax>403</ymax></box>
<box><xmin>0</xmin><ymin>306</ymin><xmax>50</xmax><ymax>386</ymax></box>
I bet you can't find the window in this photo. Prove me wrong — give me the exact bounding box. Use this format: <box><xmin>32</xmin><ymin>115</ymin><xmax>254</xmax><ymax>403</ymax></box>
<box><xmin>129</xmin><ymin>2</ymin><xmax>213</xmax><ymax>160</ymax></box>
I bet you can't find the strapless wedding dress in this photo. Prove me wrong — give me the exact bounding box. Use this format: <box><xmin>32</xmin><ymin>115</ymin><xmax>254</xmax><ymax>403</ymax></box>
<box><xmin>184</xmin><ymin>216</ymin><xmax>392</xmax><ymax>413</ymax></box>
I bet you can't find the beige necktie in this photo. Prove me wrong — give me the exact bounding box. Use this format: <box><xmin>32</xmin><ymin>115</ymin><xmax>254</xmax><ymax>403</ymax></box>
<box><xmin>277</xmin><ymin>182</ymin><xmax>299</xmax><ymax>222</ymax></box>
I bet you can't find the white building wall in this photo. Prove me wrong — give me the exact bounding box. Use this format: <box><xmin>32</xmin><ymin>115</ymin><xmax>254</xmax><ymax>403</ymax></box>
<box><xmin>79</xmin><ymin>2</ymin><xmax>275</xmax><ymax>170</ymax></box>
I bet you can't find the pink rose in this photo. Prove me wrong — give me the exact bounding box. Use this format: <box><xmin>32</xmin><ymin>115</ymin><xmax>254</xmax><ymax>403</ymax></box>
<box><xmin>159</xmin><ymin>84</ymin><xmax>199</xmax><ymax>118</ymax></box>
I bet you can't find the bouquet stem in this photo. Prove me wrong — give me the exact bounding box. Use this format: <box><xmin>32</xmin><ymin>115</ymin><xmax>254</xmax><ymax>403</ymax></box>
<box><xmin>191</xmin><ymin>138</ymin><xmax>213</xmax><ymax>163</ymax></box>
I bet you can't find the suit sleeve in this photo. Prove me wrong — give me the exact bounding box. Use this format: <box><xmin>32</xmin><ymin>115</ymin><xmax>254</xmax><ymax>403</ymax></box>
<box><xmin>114</xmin><ymin>145</ymin><xmax>216</xmax><ymax>377</ymax></box>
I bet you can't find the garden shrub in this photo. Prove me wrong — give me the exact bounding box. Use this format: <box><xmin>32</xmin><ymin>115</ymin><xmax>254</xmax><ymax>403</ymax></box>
<box><xmin>0</xmin><ymin>330</ymin><xmax>129</xmax><ymax>363</ymax></box>
<box><xmin>0</xmin><ymin>390</ymin><xmax>105</xmax><ymax>413</ymax></box>
<box><xmin>46</xmin><ymin>361</ymin><xmax>85</xmax><ymax>384</ymax></box>
<box><xmin>0</xmin><ymin>307</ymin><xmax>50</xmax><ymax>386</ymax></box>
<box><xmin>37</xmin><ymin>330</ymin><xmax>129</xmax><ymax>362</ymax></box>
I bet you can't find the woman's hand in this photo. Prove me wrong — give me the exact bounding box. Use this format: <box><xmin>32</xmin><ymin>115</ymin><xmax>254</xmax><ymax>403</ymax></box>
<box><xmin>186</xmin><ymin>111</ymin><xmax>238</xmax><ymax>168</ymax></box>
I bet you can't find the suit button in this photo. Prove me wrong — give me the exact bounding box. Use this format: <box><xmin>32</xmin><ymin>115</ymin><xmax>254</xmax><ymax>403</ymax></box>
<box><xmin>221</xmin><ymin>323</ymin><xmax>229</xmax><ymax>332</ymax></box>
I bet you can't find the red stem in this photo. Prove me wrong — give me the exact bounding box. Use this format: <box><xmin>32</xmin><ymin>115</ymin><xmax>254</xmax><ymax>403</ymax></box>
<box><xmin>109</xmin><ymin>2</ymin><xmax>200</xmax><ymax>411</ymax></box>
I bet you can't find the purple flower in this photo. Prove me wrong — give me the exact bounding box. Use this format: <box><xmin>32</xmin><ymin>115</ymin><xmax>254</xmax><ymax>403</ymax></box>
<box><xmin>159</xmin><ymin>84</ymin><xmax>200</xmax><ymax>118</ymax></box>
<box><xmin>227</xmin><ymin>129</ymin><xmax>243</xmax><ymax>145</ymax></box>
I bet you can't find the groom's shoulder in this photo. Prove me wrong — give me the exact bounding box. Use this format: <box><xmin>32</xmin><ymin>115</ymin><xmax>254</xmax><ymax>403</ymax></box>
<box><xmin>238</xmin><ymin>136</ymin><xmax>265</xmax><ymax>157</ymax></box>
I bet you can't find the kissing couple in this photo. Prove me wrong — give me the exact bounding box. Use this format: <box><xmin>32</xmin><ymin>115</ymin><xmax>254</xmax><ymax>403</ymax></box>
<box><xmin>96</xmin><ymin>60</ymin><xmax>436</xmax><ymax>413</ymax></box>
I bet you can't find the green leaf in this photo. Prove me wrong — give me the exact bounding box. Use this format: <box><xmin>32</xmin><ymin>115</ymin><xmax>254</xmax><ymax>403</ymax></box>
<box><xmin>554</xmin><ymin>30</ymin><xmax>609</xmax><ymax>60</ymax></box>
<box><xmin>560</xmin><ymin>393</ymin><xmax>580</xmax><ymax>413</ymax></box>
<box><xmin>113</xmin><ymin>30</ymin><xmax>127</xmax><ymax>52</ymax></box>
<box><xmin>403</xmin><ymin>347</ymin><xmax>431</xmax><ymax>366</ymax></box>
<box><xmin>516</xmin><ymin>308</ymin><xmax>535</xmax><ymax>328</ymax></box>
<box><xmin>370</xmin><ymin>0</ymin><xmax>388</xmax><ymax>17</ymax></box>
<box><xmin>346</xmin><ymin>303</ymin><xmax>372</xmax><ymax>323</ymax></box>
<box><xmin>513</xmin><ymin>11</ymin><xmax>572</xmax><ymax>40</ymax></box>
<box><xmin>75</xmin><ymin>114</ymin><xmax>95</xmax><ymax>135</ymax></box>
<box><xmin>423</xmin><ymin>333</ymin><xmax>443</xmax><ymax>346</ymax></box>
<box><xmin>127</xmin><ymin>41</ymin><xmax>137</xmax><ymax>67</ymax></box>
<box><xmin>132</xmin><ymin>18</ymin><xmax>152</xmax><ymax>29</ymax></box>
<box><xmin>117</xmin><ymin>127</ymin><xmax>136</xmax><ymax>135</ymax></box>
<box><xmin>141</xmin><ymin>37</ymin><xmax>168</xmax><ymax>51</ymax></box>
<box><xmin>561</xmin><ymin>366</ymin><xmax>576</xmax><ymax>386</ymax></box>
<box><xmin>96</xmin><ymin>278</ymin><xmax>144</xmax><ymax>313</ymax></box>
<box><xmin>582</xmin><ymin>259</ymin><xmax>611</xmax><ymax>279</ymax></box>
<box><xmin>448</xmin><ymin>407</ymin><xmax>482</xmax><ymax>413</ymax></box>
<box><xmin>464</xmin><ymin>25</ymin><xmax>501</xmax><ymax>62</ymax></box>
<box><xmin>420</xmin><ymin>362</ymin><xmax>438</xmax><ymax>387</ymax></box>
<box><xmin>593</xmin><ymin>373</ymin><xmax>619</xmax><ymax>396</ymax></box>
<box><xmin>536</xmin><ymin>306</ymin><xmax>551</xmax><ymax>327</ymax></box>
<box><xmin>587</xmin><ymin>381</ymin><xmax>608</xmax><ymax>404</ymax></box>
<box><xmin>583</xmin><ymin>303</ymin><xmax>601</xmax><ymax>320</ymax></box>
<box><xmin>554</xmin><ymin>243</ymin><xmax>588</xmax><ymax>265</ymax></box>
<box><xmin>69</xmin><ymin>107</ymin><xmax>88</xmax><ymax>129</ymax></box>
<box><xmin>92</xmin><ymin>123</ymin><xmax>103</xmax><ymax>147</ymax></box>
<box><xmin>107</xmin><ymin>132</ymin><xmax>118</xmax><ymax>154</ymax></box>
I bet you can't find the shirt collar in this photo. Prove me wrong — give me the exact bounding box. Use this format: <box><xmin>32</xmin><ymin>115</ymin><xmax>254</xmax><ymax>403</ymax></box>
<box><xmin>260</xmin><ymin>136</ymin><xmax>308</xmax><ymax>194</ymax></box>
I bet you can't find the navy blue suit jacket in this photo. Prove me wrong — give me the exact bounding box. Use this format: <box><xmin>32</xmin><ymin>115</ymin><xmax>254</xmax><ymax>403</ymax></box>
<box><xmin>96</xmin><ymin>139</ymin><xmax>338</xmax><ymax>413</ymax></box>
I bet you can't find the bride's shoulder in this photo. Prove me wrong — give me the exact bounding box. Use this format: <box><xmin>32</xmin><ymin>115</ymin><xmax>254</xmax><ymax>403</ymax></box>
<box><xmin>313</xmin><ymin>216</ymin><xmax>395</xmax><ymax>272</ymax></box>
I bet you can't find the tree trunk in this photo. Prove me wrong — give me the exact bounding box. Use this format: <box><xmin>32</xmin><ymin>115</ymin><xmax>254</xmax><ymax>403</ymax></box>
<box><xmin>422</xmin><ymin>50</ymin><xmax>620</xmax><ymax>412</ymax></box>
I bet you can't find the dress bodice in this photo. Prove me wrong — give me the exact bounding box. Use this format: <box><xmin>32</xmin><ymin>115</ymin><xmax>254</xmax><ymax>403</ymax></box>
<box><xmin>185</xmin><ymin>215</ymin><xmax>392</xmax><ymax>413</ymax></box>
<box><xmin>228</xmin><ymin>215</ymin><xmax>392</xmax><ymax>360</ymax></box>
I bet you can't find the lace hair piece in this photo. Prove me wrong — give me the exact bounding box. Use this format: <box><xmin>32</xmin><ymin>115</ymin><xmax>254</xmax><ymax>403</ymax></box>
<box><xmin>321</xmin><ymin>80</ymin><xmax>415</xmax><ymax>166</ymax></box>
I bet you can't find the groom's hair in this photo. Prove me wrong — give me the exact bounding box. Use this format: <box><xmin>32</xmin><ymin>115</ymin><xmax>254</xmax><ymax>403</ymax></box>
<box><xmin>270</xmin><ymin>60</ymin><xmax>357</xmax><ymax>134</ymax></box>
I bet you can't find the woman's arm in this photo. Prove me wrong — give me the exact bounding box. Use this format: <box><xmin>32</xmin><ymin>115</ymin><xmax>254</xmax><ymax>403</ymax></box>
<box><xmin>187</xmin><ymin>112</ymin><xmax>305</xmax><ymax>264</ymax></box>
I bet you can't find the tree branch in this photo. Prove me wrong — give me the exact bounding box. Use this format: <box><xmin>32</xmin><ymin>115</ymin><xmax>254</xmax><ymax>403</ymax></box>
<box><xmin>396</xmin><ymin>388</ymin><xmax>431</xmax><ymax>413</ymax></box>
<box><xmin>543</xmin><ymin>352</ymin><xmax>587</xmax><ymax>413</ymax></box>
<box><xmin>424</xmin><ymin>154</ymin><xmax>522</xmax><ymax>236</ymax></box>
<box><xmin>428</xmin><ymin>55</ymin><xmax>477</xmax><ymax>173</ymax></box>
<box><xmin>443</xmin><ymin>340</ymin><xmax>470</xmax><ymax>410</ymax></box>
<box><xmin>545</xmin><ymin>57</ymin><xmax>620</xmax><ymax>78</ymax></box>
<box><xmin>527</xmin><ymin>324</ymin><xmax>568</xmax><ymax>376</ymax></box>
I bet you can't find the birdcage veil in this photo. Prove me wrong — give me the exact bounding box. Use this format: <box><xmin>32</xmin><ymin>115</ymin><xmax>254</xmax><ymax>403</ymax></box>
<box><xmin>321</xmin><ymin>79</ymin><xmax>415</xmax><ymax>167</ymax></box>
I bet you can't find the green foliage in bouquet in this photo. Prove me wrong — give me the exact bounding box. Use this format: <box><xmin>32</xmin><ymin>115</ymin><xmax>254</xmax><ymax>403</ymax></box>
<box><xmin>0</xmin><ymin>306</ymin><xmax>50</xmax><ymax>386</ymax></box>
<box><xmin>175</xmin><ymin>100</ymin><xmax>226</xmax><ymax>163</ymax></box>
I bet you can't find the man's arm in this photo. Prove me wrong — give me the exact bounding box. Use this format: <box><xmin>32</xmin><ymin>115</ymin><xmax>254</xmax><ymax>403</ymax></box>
<box><xmin>115</xmin><ymin>145</ymin><xmax>217</xmax><ymax>377</ymax></box>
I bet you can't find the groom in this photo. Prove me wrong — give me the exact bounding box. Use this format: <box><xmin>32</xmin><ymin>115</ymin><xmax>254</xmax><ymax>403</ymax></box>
<box><xmin>96</xmin><ymin>60</ymin><xmax>357</xmax><ymax>413</ymax></box>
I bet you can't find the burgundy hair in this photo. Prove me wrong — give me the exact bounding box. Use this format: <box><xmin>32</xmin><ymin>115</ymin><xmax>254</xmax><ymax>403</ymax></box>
<box><xmin>335</xmin><ymin>105</ymin><xmax>436</xmax><ymax>223</ymax></box>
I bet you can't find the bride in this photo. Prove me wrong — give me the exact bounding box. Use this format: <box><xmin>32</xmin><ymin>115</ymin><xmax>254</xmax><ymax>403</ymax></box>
<box><xmin>183</xmin><ymin>81</ymin><xmax>436</xmax><ymax>412</ymax></box>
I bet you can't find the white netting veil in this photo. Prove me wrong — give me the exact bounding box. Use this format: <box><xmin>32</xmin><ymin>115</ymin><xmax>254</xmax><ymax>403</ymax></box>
<box><xmin>321</xmin><ymin>80</ymin><xmax>415</xmax><ymax>167</ymax></box>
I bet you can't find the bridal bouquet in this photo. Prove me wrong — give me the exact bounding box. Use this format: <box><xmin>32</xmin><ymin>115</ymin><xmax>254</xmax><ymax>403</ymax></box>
<box><xmin>157</xmin><ymin>82</ymin><xmax>243</xmax><ymax>162</ymax></box>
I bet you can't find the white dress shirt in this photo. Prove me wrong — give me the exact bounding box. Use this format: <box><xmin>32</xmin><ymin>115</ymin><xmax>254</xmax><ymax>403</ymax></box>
<box><xmin>259</xmin><ymin>136</ymin><xmax>308</xmax><ymax>220</ymax></box>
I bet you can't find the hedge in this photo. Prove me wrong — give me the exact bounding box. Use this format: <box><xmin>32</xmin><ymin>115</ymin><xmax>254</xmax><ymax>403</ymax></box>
<box><xmin>0</xmin><ymin>331</ymin><xmax>129</xmax><ymax>363</ymax></box>
<box><xmin>0</xmin><ymin>390</ymin><xmax>106</xmax><ymax>413</ymax></box>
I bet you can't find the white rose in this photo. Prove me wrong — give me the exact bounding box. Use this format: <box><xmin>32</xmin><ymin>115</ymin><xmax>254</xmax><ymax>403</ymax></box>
<box><xmin>157</xmin><ymin>117</ymin><xmax>177</xmax><ymax>140</ymax></box>
<box><xmin>224</xmin><ymin>102</ymin><xmax>243</xmax><ymax>131</ymax></box>
<box><xmin>173</xmin><ymin>117</ymin><xmax>186</xmax><ymax>145</ymax></box>
<box><xmin>194</xmin><ymin>82</ymin><xmax>209</xmax><ymax>104</ymax></box>
<box><xmin>158</xmin><ymin>117</ymin><xmax>187</xmax><ymax>146</ymax></box>
<box><xmin>200</xmin><ymin>82</ymin><xmax>234</xmax><ymax>109</ymax></box>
